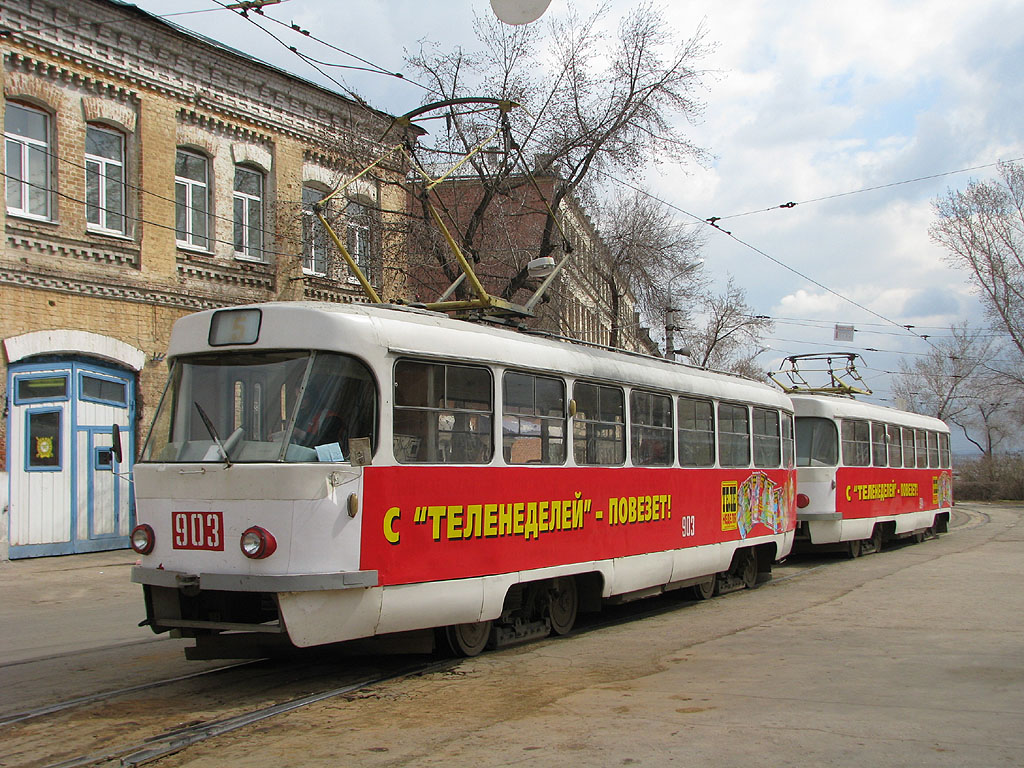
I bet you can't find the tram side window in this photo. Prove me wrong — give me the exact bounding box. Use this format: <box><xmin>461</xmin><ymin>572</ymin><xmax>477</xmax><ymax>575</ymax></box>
<box><xmin>678</xmin><ymin>396</ymin><xmax>714</xmax><ymax>467</ymax></box>
<box><xmin>902</xmin><ymin>427</ymin><xmax>915</xmax><ymax>467</ymax></box>
<box><xmin>939</xmin><ymin>432</ymin><xmax>951</xmax><ymax>468</ymax></box>
<box><xmin>718</xmin><ymin>403</ymin><xmax>750</xmax><ymax>467</ymax></box>
<box><xmin>752</xmin><ymin>407</ymin><xmax>781</xmax><ymax>468</ymax></box>
<box><xmin>630</xmin><ymin>390</ymin><xmax>673</xmax><ymax>466</ymax></box>
<box><xmin>927</xmin><ymin>431</ymin><xmax>939</xmax><ymax>468</ymax></box>
<box><xmin>887</xmin><ymin>424</ymin><xmax>902</xmax><ymax>467</ymax></box>
<box><xmin>502</xmin><ymin>371</ymin><xmax>566</xmax><ymax>465</ymax></box>
<box><xmin>915</xmin><ymin>429</ymin><xmax>928</xmax><ymax>468</ymax></box>
<box><xmin>841</xmin><ymin>419</ymin><xmax>871</xmax><ymax>466</ymax></box>
<box><xmin>393</xmin><ymin>360</ymin><xmax>492</xmax><ymax>464</ymax></box>
<box><xmin>795</xmin><ymin>417</ymin><xmax>838</xmax><ymax>467</ymax></box>
<box><xmin>573</xmin><ymin>382</ymin><xmax>625</xmax><ymax>466</ymax></box>
<box><xmin>782</xmin><ymin>412</ymin><xmax>795</xmax><ymax>468</ymax></box>
<box><xmin>871</xmin><ymin>422</ymin><xmax>888</xmax><ymax>467</ymax></box>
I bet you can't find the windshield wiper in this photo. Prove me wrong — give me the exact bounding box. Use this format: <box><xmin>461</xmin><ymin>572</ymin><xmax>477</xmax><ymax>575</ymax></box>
<box><xmin>194</xmin><ymin>401</ymin><xmax>232</xmax><ymax>468</ymax></box>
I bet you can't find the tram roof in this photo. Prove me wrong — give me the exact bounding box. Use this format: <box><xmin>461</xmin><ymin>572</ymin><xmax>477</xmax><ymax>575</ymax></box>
<box><xmin>790</xmin><ymin>392</ymin><xmax>949</xmax><ymax>432</ymax></box>
<box><xmin>168</xmin><ymin>302</ymin><xmax>793</xmax><ymax>409</ymax></box>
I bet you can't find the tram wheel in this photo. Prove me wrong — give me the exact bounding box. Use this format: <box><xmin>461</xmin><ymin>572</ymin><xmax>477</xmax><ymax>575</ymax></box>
<box><xmin>847</xmin><ymin>539</ymin><xmax>862</xmax><ymax>559</ymax></box>
<box><xmin>737</xmin><ymin>549</ymin><xmax>758</xmax><ymax>589</ymax></box>
<box><xmin>868</xmin><ymin>526</ymin><xmax>883</xmax><ymax>554</ymax></box>
<box><xmin>692</xmin><ymin>574</ymin><xmax>716</xmax><ymax>600</ymax></box>
<box><xmin>443</xmin><ymin>621</ymin><xmax>492</xmax><ymax>657</ymax></box>
<box><xmin>547</xmin><ymin>577</ymin><xmax>579</xmax><ymax>636</ymax></box>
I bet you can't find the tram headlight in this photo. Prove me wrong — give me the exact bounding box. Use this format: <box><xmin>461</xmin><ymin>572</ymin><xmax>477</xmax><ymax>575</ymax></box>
<box><xmin>240</xmin><ymin>526</ymin><xmax>277</xmax><ymax>559</ymax></box>
<box><xmin>796</xmin><ymin>493</ymin><xmax>810</xmax><ymax>509</ymax></box>
<box><xmin>130</xmin><ymin>524</ymin><xmax>155</xmax><ymax>555</ymax></box>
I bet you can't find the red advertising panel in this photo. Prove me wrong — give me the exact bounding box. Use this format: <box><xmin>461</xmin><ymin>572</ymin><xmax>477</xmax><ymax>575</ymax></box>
<box><xmin>835</xmin><ymin>468</ymin><xmax>953</xmax><ymax>520</ymax></box>
<box><xmin>360</xmin><ymin>466</ymin><xmax>796</xmax><ymax>586</ymax></box>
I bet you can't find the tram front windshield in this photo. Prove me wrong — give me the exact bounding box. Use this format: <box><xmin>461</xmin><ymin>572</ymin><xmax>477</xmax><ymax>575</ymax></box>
<box><xmin>795</xmin><ymin>416</ymin><xmax>839</xmax><ymax>467</ymax></box>
<box><xmin>141</xmin><ymin>350</ymin><xmax>376</xmax><ymax>463</ymax></box>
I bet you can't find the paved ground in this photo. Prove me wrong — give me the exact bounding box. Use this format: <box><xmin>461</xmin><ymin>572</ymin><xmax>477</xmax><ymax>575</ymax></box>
<box><xmin>0</xmin><ymin>547</ymin><xmax>147</xmax><ymax>665</ymax></box>
<box><xmin>2</xmin><ymin>502</ymin><xmax>1022</xmax><ymax>768</ymax></box>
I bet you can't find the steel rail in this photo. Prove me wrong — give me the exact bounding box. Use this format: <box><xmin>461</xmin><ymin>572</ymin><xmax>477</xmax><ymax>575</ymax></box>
<box><xmin>38</xmin><ymin>659</ymin><xmax>454</xmax><ymax>768</ymax></box>
<box><xmin>0</xmin><ymin>661</ymin><xmax>259</xmax><ymax>727</ymax></box>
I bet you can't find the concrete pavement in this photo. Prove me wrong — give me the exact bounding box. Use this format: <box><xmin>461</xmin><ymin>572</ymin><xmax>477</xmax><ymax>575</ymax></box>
<box><xmin>0</xmin><ymin>548</ymin><xmax>148</xmax><ymax>665</ymax></box>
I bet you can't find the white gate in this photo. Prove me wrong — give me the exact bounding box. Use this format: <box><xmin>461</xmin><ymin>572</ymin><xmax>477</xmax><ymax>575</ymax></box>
<box><xmin>7</xmin><ymin>360</ymin><xmax>134</xmax><ymax>558</ymax></box>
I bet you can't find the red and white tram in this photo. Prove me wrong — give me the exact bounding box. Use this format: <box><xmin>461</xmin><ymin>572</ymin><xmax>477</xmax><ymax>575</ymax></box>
<box><xmin>792</xmin><ymin>394</ymin><xmax>952</xmax><ymax>557</ymax></box>
<box><xmin>130</xmin><ymin>301</ymin><xmax>797</xmax><ymax>658</ymax></box>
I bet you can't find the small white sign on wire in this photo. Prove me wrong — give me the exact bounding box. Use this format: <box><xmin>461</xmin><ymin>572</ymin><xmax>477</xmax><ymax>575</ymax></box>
<box><xmin>834</xmin><ymin>324</ymin><xmax>855</xmax><ymax>342</ymax></box>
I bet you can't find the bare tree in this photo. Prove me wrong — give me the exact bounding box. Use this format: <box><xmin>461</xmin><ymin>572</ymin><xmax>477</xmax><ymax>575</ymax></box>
<box><xmin>403</xmin><ymin>2</ymin><xmax>710</xmax><ymax>305</ymax></box>
<box><xmin>891</xmin><ymin>322</ymin><xmax>1024</xmax><ymax>456</ymax></box>
<box><xmin>930</xmin><ymin>161</ymin><xmax>1024</xmax><ymax>381</ymax></box>
<box><xmin>946</xmin><ymin>363</ymin><xmax>1022</xmax><ymax>456</ymax></box>
<box><xmin>890</xmin><ymin>321</ymin><xmax>993</xmax><ymax>420</ymax></box>
<box><xmin>594</xmin><ymin>190</ymin><xmax>705</xmax><ymax>348</ymax></box>
<box><xmin>683</xmin><ymin>277</ymin><xmax>774</xmax><ymax>376</ymax></box>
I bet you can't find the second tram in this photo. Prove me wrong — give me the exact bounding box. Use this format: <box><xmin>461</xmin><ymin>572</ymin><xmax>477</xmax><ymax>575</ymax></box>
<box><xmin>792</xmin><ymin>394</ymin><xmax>953</xmax><ymax>557</ymax></box>
<box><xmin>129</xmin><ymin>301</ymin><xmax>797</xmax><ymax>658</ymax></box>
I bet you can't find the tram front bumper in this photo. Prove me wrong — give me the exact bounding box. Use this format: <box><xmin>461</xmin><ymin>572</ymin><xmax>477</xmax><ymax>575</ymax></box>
<box><xmin>131</xmin><ymin>566</ymin><xmax>378</xmax><ymax>592</ymax></box>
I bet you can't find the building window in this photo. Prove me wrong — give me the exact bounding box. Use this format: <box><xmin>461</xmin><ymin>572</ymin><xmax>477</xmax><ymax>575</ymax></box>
<box><xmin>175</xmin><ymin>149</ymin><xmax>210</xmax><ymax>249</ymax></box>
<box><xmin>85</xmin><ymin>124</ymin><xmax>126</xmax><ymax>234</ymax></box>
<box><xmin>346</xmin><ymin>200</ymin><xmax>372</xmax><ymax>280</ymax></box>
<box><xmin>233</xmin><ymin>165</ymin><xmax>264</xmax><ymax>260</ymax></box>
<box><xmin>5</xmin><ymin>102</ymin><xmax>51</xmax><ymax>219</ymax></box>
<box><xmin>302</xmin><ymin>185</ymin><xmax>328</xmax><ymax>275</ymax></box>
<box><xmin>26</xmin><ymin>409</ymin><xmax>62</xmax><ymax>470</ymax></box>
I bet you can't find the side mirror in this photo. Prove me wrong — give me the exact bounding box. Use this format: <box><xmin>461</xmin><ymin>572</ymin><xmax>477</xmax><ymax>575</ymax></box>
<box><xmin>111</xmin><ymin>423</ymin><xmax>124</xmax><ymax>466</ymax></box>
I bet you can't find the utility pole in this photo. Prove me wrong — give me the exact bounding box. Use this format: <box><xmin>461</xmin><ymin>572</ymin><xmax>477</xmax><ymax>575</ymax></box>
<box><xmin>665</xmin><ymin>306</ymin><xmax>680</xmax><ymax>361</ymax></box>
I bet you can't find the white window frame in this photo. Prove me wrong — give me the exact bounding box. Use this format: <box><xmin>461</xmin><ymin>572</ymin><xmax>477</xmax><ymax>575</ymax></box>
<box><xmin>85</xmin><ymin>124</ymin><xmax>126</xmax><ymax>235</ymax></box>
<box><xmin>233</xmin><ymin>165</ymin><xmax>264</xmax><ymax>261</ymax></box>
<box><xmin>175</xmin><ymin>149</ymin><xmax>211</xmax><ymax>250</ymax></box>
<box><xmin>346</xmin><ymin>199</ymin><xmax>372</xmax><ymax>283</ymax></box>
<box><xmin>302</xmin><ymin>185</ymin><xmax>328</xmax><ymax>276</ymax></box>
<box><xmin>5</xmin><ymin>102</ymin><xmax>51</xmax><ymax>220</ymax></box>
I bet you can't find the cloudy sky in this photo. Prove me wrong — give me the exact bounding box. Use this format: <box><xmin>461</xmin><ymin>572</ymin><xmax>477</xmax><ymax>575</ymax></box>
<box><xmin>131</xmin><ymin>0</ymin><xmax>1024</xmax><ymax>412</ymax></box>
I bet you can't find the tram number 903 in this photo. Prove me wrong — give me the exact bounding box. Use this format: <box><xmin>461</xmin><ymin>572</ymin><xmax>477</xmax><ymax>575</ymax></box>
<box><xmin>172</xmin><ymin>511</ymin><xmax>224</xmax><ymax>551</ymax></box>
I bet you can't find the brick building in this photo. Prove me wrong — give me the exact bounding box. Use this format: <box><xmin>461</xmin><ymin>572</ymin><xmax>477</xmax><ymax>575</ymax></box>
<box><xmin>1</xmin><ymin>0</ymin><xmax>414</xmax><ymax>559</ymax></box>
<box><xmin>408</xmin><ymin>173</ymin><xmax>658</xmax><ymax>355</ymax></box>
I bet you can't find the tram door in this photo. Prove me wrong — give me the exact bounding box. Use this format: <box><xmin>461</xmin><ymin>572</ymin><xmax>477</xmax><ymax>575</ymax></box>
<box><xmin>7</xmin><ymin>360</ymin><xmax>135</xmax><ymax>558</ymax></box>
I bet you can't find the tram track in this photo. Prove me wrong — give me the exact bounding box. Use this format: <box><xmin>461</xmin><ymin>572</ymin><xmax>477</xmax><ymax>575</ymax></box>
<box><xmin>0</xmin><ymin>661</ymin><xmax>257</xmax><ymax>727</ymax></box>
<box><xmin>37</xmin><ymin>660</ymin><xmax>454</xmax><ymax>768</ymax></box>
